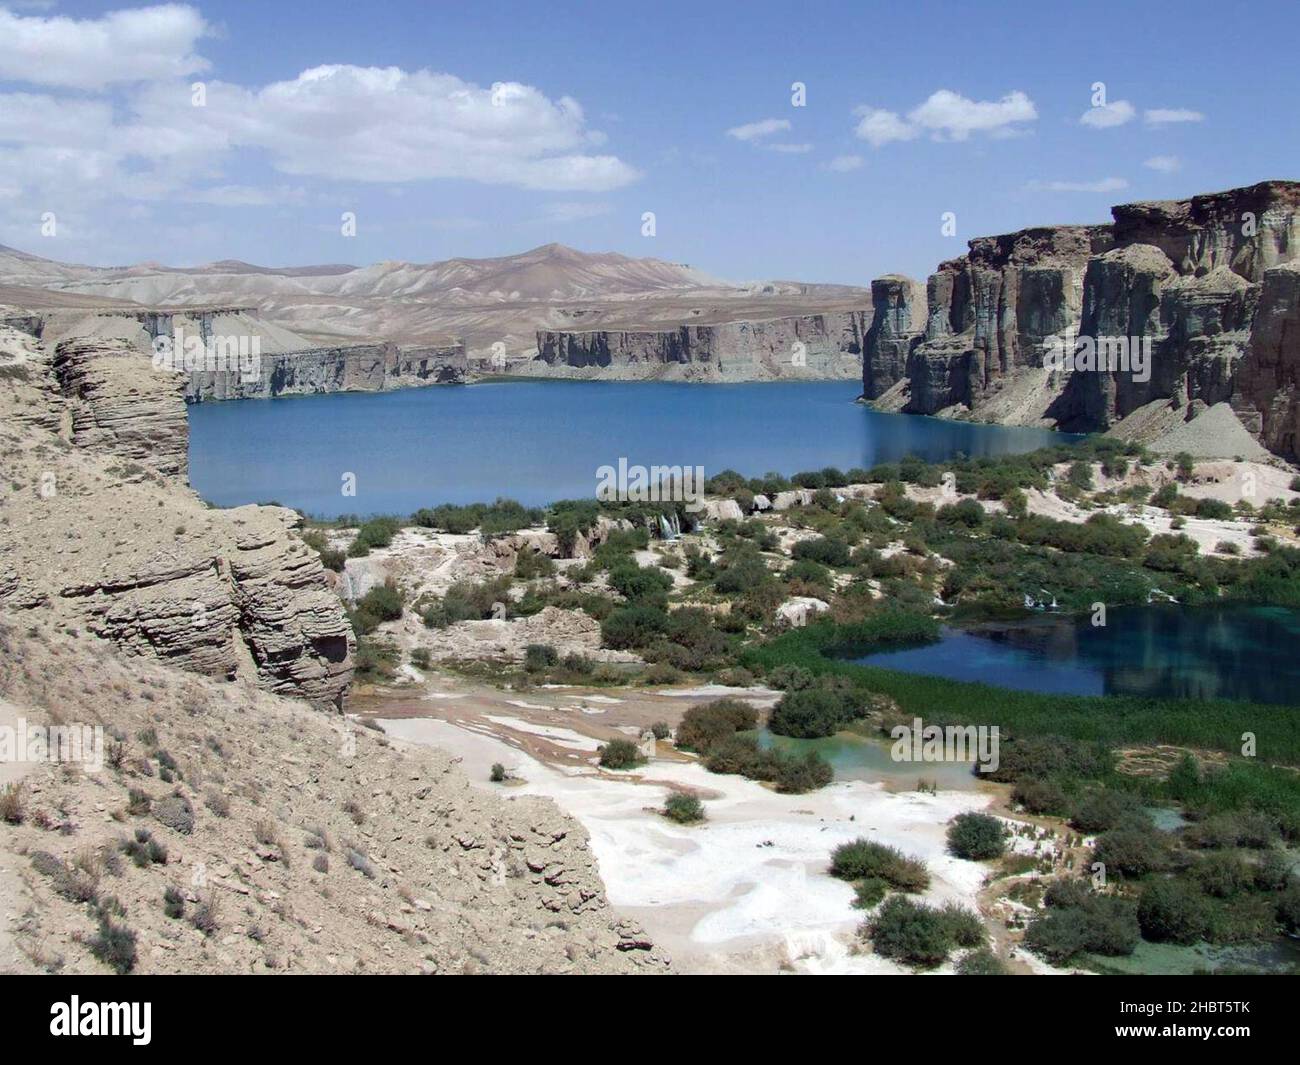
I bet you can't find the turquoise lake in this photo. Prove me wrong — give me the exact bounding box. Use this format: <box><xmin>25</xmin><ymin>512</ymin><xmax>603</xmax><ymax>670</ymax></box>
<box><xmin>852</xmin><ymin>604</ymin><xmax>1300</xmax><ymax>705</ymax></box>
<box><xmin>187</xmin><ymin>380</ymin><xmax>1072</xmax><ymax>517</ymax></box>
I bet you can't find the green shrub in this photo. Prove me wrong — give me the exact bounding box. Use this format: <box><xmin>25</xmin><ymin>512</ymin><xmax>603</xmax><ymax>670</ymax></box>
<box><xmin>956</xmin><ymin>948</ymin><xmax>1006</xmax><ymax>975</ymax></box>
<box><xmin>792</xmin><ymin>537</ymin><xmax>851</xmax><ymax>567</ymax></box>
<box><xmin>852</xmin><ymin>878</ymin><xmax>889</xmax><ymax>910</ymax></box>
<box><xmin>1092</xmin><ymin>826</ymin><xmax>1169</xmax><ymax>878</ymax></box>
<box><xmin>1137</xmin><ymin>879</ymin><xmax>1208</xmax><ymax>944</ymax></box>
<box><xmin>515</xmin><ymin>550</ymin><xmax>555</xmax><ymax>579</ymax></box>
<box><xmin>1012</xmin><ymin>778</ymin><xmax>1069</xmax><ymax>815</ymax></box>
<box><xmin>88</xmin><ymin>917</ymin><xmax>137</xmax><ymax>974</ymax></box>
<box><xmin>523</xmin><ymin>644</ymin><xmax>558</xmax><ymax>672</ymax></box>
<box><xmin>490</xmin><ymin>763</ymin><xmax>506</xmax><ymax>783</ymax></box>
<box><xmin>163</xmin><ymin>886</ymin><xmax>185</xmax><ymax>920</ymax></box>
<box><xmin>600</xmin><ymin>604</ymin><xmax>671</xmax><ymax>649</ymax></box>
<box><xmin>663</xmin><ymin>793</ymin><xmax>705</xmax><ymax>824</ymax></box>
<box><xmin>1024</xmin><ymin>895</ymin><xmax>1139</xmax><ymax>963</ymax></box>
<box><xmin>1278</xmin><ymin>883</ymin><xmax>1300</xmax><ymax>935</ymax></box>
<box><xmin>348</xmin><ymin>516</ymin><xmax>401</xmax><ymax>557</ymax></box>
<box><xmin>598</xmin><ymin>739</ymin><xmax>644</xmax><ymax>770</ymax></box>
<box><xmin>1070</xmin><ymin>789</ymin><xmax>1146</xmax><ymax>834</ymax></box>
<box><xmin>421</xmin><ymin>576</ymin><xmax>512</xmax><ymax>628</ymax></box>
<box><xmin>946</xmin><ymin>812</ymin><xmax>1007</xmax><ymax>861</ymax></box>
<box><xmin>675</xmin><ymin>699</ymin><xmax>758</xmax><ymax>754</ymax></box>
<box><xmin>356</xmin><ymin>581</ymin><xmax>403</xmax><ymax>622</ymax></box>
<box><xmin>768</xmin><ymin>686</ymin><xmax>858</xmax><ymax>739</ymax></box>
<box><xmin>607</xmin><ymin>561</ymin><xmax>673</xmax><ymax>605</ymax></box>
<box><xmin>830</xmin><ymin>839</ymin><xmax>930</xmax><ymax>892</ymax></box>
<box><xmin>866</xmin><ymin>896</ymin><xmax>957</xmax><ymax>968</ymax></box>
<box><xmin>650</xmin><ymin>721</ymin><xmax>671</xmax><ymax>741</ymax></box>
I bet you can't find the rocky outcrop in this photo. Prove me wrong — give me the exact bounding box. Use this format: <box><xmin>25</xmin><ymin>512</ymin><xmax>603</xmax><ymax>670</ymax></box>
<box><xmin>1236</xmin><ymin>261</ymin><xmax>1300</xmax><ymax>457</ymax></box>
<box><xmin>862</xmin><ymin>275</ymin><xmax>926</xmax><ymax>397</ymax></box>
<box><xmin>536</xmin><ymin>311</ymin><xmax>870</xmax><ymax>381</ymax></box>
<box><xmin>864</xmin><ymin>181</ymin><xmax>1300</xmax><ymax>460</ymax></box>
<box><xmin>50</xmin><ymin>336</ymin><xmax>189</xmax><ymax>478</ymax></box>
<box><xmin>185</xmin><ymin>341</ymin><xmax>468</xmax><ymax>401</ymax></box>
<box><xmin>0</xmin><ymin>328</ymin><xmax>354</xmax><ymax>708</ymax></box>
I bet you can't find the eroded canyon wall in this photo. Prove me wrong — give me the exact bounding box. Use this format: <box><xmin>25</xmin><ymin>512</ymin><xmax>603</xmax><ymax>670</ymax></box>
<box><xmin>536</xmin><ymin>310</ymin><xmax>870</xmax><ymax>381</ymax></box>
<box><xmin>863</xmin><ymin>180</ymin><xmax>1300</xmax><ymax>460</ymax></box>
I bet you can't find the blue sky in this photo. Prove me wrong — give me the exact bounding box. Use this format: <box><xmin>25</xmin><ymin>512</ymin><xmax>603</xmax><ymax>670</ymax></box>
<box><xmin>1</xmin><ymin>0</ymin><xmax>1297</xmax><ymax>284</ymax></box>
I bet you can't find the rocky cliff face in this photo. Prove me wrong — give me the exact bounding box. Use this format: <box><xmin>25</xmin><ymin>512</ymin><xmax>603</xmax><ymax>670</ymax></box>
<box><xmin>185</xmin><ymin>340</ymin><xmax>468</xmax><ymax>401</ymax></box>
<box><xmin>0</xmin><ymin>324</ymin><xmax>354</xmax><ymax>708</ymax></box>
<box><xmin>535</xmin><ymin>311</ymin><xmax>869</xmax><ymax>381</ymax></box>
<box><xmin>864</xmin><ymin>181</ymin><xmax>1300</xmax><ymax>461</ymax></box>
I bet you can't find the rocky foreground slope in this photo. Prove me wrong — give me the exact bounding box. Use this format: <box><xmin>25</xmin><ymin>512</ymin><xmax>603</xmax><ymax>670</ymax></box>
<box><xmin>863</xmin><ymin>180</ymin><xmax>1300</xmax><ymax>462</ymax></box>
<box><xmin>0</xmin><ymin>620</ymin><xmax>660</xmax><ymax>974</ymax></box>
<box><xmin>0</xmin><ymin>321</ymin><xmax>664</xmax><ymax>975</ymax></box>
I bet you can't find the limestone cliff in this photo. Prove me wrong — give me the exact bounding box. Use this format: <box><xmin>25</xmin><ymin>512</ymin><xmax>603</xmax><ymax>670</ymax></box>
<box><xmin>864</xmin><ymin>180</ymin><xmax>1300</xmax><ymax>461</ymax></box>
<box><xmin>184</xmin><ymin>340</ymin><xmax>468</xmax><ymax>402</ymax></box>
<box><xmin>5</xmin><ymin>305</ymin><xmax>468</xmax><ymax>402</ymax></box>
<box><xmin>0</xmin><ymin>323</ymin><xmax>354</xmax><ymax>708</ymax></box>
<box><xmin>534</xmin><ymin>310</ymin><xmax>869</xmax><ymax>381</ymax></box>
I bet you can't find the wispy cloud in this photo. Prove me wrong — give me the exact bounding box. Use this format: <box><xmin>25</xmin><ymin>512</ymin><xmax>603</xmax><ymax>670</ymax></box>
<box><xmin>854</xmin><ymin>89</ymin><xmax>1037</xmax><ymax>147</ymax></box>
<box><xmin>725</xmin><ymin>117</ymin><xmax>791</xmax><ymax>142</ymax></box>
<box><xmin>825</xmin><ymin>154</ymin><xmax>864</xmax><ymax>172</ymax></box>
<box><xmin>1143</xmin><ymin>155</ymin><xmax>1182</xmax><ymax>173</ymax></box>
<box><xmin>1145</xmin><ymin>108</ymin><xmax>1204</xmax><ymax>126</ymax></box>
<box><xmin>1027</xmin><ymin>177</ymin><xmax>1129</xmax><ymax>193</ymax></box>
<box><xmin>1080</xmin><ymin>100</ymin><xmax>1136</xmax><ymax>129</ymax></box>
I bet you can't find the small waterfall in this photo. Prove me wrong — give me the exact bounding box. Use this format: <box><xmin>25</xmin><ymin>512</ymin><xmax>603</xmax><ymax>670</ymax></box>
<box><xmin>658</xmin><ymin>511</ymin><xmax>681</xmax><ymax>541</ymax></box>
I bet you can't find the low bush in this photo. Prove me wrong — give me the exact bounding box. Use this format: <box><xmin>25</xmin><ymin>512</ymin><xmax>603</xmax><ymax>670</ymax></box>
<box><xmin>946</xmin><ymin>812</ymin><xmax>1007</xmax><ymax>861</ymax></box>
<box><xmin>663</xmin><ymin>793</ymin><xmax>705</xmax><ymax>824</ymax></box>
<box><xmin>598</xmin><ymin>739</ymin><xmax>644</xmax><ymax>770</ymax></box>
<box><xmin>1137</xmin><ymin>878</ymin><xmax>1208</xmax><ymax>944</ymax></box>
<box><xmin>830</xmin><ymin>839</ymin><xmax>930</xmax><ymax>892</ymax></box>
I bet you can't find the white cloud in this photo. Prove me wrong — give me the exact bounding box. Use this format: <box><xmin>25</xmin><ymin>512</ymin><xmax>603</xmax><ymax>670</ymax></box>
<box><xmin>1145</xmin><ymin>108</ymin><xmax>1204</xmax><ymax>126</ymax></box>
<box><xmin>1027</xmin><ymin>177</ymin><xmax>1129</xmax><ymax>193</ymax></box>
<box><xmin>908</xmin><ymin>90</ymin><xmax>1037</xmax><ymax>141</ymax></box>
<box><xmin>854</xmin><ymin>90</ymin><xmax>1036</xmax><ymax>146</ymax></box>
<box><xmin>853</xmin><ymin>107</ymin><xmax>917</xmax><ymax>147</ymax></box>
<box><xmin>825</xmin><ymin>154</ymin><xmax>863</xmax><ymax>172</ymax></box>
<box><xmin>761</xmin><ymin>142</ymin><xmax>812</xmax><ymax>154</ymax></box>
<box><xmin>726</xmin><ymin>117</ymin><xmax>791</xmax><ymax>141</ymax></box>
<box><xmin>1143</xmin><ymin>155</ymin><xmax>1182</xmax><ymax>173</ymax></box>
<box><xmin>0</xmin><ymin>3</ymin><xmax>211</xmax><ymax>89</ymax></box>
<box><xmin>1080</xmin><ymin>100</ymin><xmax>1136</xmax><ymax>128</ymax></box>
<box><xmin>0</xmin><ymin>62</ymin><xmax>641</xmax><ymax>206</ymax></box>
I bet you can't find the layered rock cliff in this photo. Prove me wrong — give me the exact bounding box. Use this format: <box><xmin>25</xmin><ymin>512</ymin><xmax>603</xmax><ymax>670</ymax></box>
<box><xmin>535</xmin><ymin>310</ymin><xmax>869</xmax><ymax>381</ymax></box>
<box><xmin>183</xmin><ymin>341</ymin><xmax>468</xmax><ymax>402</ymax></box>
<box><xmin>864</xmin><ymin>180</ymin><xmax>1300</xmax><ymax>461</ymax></box>
<box><xmin>0</xmin><ymin>323</ymin><xmax>354</xmax><ymax>708</ymax></box>
<box><xmin>5</xmin><ymin>305</ymin><xmax>468</xmax><ymax>402</ymax></box>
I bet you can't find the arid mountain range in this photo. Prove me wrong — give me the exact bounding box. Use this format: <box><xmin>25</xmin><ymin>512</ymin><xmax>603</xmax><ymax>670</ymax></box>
<box><xmin>0</xmin><ymin>240</ymin><xmax>868</xmax><ymax>354</ymax></box>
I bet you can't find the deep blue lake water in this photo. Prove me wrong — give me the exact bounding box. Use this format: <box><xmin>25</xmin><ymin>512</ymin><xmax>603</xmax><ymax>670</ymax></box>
<box><xmin>852</xmin><ymin>604</ymin><xmax>1300</xmax><ymax>705</ymax></box>
<box><xmin>187</xmin><ymin>380</ymin><xmax>1072</xmax><ymax>517</ymax></box>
